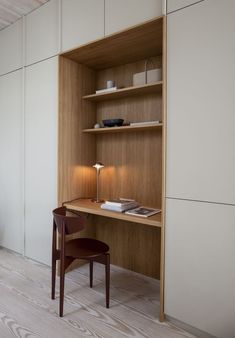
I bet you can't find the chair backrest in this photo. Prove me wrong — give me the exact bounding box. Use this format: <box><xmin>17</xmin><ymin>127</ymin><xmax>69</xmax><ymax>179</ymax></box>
<box><xmin>53</xmin><ymin>207</ymin><xmax>85</xmax><ymax>235</ymax></box>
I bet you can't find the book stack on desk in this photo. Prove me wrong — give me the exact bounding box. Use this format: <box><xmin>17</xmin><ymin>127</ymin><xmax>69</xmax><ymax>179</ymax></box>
<box><xmin>101</xmin><ymin>198</ymin><xmax>139</xmax><ymax>212</ymax></box>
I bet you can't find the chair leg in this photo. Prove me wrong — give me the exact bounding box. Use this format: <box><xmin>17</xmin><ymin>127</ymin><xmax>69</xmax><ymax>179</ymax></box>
<box><xmin>59</xmin><ymin>261</ymin><xmax>65</xmax><ymax>317</ymax></box>
<box><xmin>51</xmin><ymin>255</ymin><xmax>56</xmax><ymax>300</ymax></box>
<box><xmin>105</xmin><ymin>253</ymin><xmax>110</xmax><ymax>308</ymax></box>
<box><xmin>51</xmin><ymin>221</ymin><xmax>57</xmax><ymax>300</ymax></box>
<box><xmin>59</xmin><ymin>222</ymin><xmax>66</xmax><ymax>317</ymax></box>
<box><xmin>90</xmin><ymin>260</ymin><xmax>93</xmax><ymax>288</ymax></box>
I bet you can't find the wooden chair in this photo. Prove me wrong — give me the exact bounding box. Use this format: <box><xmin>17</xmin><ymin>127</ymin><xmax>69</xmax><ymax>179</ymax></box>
<box><xmin>52</xmin><ymin>206</ymin><xmax>110</xmax><ymax>317</ymax></box>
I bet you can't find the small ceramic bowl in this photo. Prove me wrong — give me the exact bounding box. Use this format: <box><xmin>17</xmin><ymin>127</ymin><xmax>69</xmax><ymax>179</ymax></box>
<box><xmin>102</xmin><ymin>119</ymin><xmax>124</xmax><ymax>127</ymax></box>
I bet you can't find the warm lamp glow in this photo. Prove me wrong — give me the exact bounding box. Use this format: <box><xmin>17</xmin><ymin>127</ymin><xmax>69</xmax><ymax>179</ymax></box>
<box><xmin>92</xmin><ymin>162</ymin><xmax>104</xmax><ymax>203</ymax></box>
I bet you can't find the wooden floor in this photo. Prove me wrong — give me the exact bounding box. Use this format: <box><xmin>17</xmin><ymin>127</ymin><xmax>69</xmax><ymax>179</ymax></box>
<box><xmin>0</xmin><ymin>248</ymin><xmax>197</xmax><ymax>338</ymax></box>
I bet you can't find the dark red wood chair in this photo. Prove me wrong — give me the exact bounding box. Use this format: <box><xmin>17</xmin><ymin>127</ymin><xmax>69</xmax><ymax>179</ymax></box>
<box><xmin>52</xmin><ymin>206</ymin><xmax>110</xmax><ymax>317</ymax></box>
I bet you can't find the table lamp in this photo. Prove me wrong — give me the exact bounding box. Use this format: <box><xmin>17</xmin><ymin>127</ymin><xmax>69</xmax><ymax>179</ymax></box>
<box><xmin>92</xmin><ymin>162</ymin><xmax>104</xmax><ymax>203</ymax></box>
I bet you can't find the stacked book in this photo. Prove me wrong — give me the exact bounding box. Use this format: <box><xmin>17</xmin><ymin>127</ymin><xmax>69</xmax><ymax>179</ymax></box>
<box><xmin>101</xmin><ymin>198</ymin><xmax>139</xmax><ymax>213</ymax></box>
<box><xmin>130</xmin><ymin>120</ymin><xmax>161</xmax><ymax>126</ymax></box>
<box><xmin>95</xmin><ymin>87</ymin><xmax>117</xmax><ymax>94</ymax></box>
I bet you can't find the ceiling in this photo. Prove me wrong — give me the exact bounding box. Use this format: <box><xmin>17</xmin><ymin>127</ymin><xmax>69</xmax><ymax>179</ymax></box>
<box><xmin>0</xmin><ymin>0</ymin><xmax>49</xmax><ymax>30</ymax></box>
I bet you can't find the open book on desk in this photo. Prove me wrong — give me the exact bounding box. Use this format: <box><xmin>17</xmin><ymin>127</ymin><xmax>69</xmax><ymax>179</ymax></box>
<box><xmin>125</xmin><ymin>207</ymin><xmax>161</xmax><ymax>218</ymax></box>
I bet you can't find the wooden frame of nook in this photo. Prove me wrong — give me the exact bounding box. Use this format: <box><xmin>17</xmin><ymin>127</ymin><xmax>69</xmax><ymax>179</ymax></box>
<box><xmin>58</xmin><ymin>15</ymin><xmax>166</xmax><ymax>320</ymax></box>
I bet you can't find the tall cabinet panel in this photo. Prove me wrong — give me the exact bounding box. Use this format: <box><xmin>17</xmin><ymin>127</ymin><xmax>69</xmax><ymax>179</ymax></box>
<box><xmin>25</xmin><ymin>57</ymin><xmax>58</xmax><ymax>265</ymax></box>
<box><xmin>166</xmin><ymin>0</ymin><xmax>235</xmax><ymax>205</ymax></box>
<box><xmin>61</xmin><ymin>0</ymin><xmax>104</xmax><ymax>52</ymax></box>
<box><xmin>25</xmin><ymin>0</ymin><xmax>59</xmax><ymax>66</ymax></box>
<box><xmin>105</xmin><ymin>0</ymin><xmax>162</xmax><ymax>35</ymax></box>
<box><xmin>0</xmin><ymin>19</ymin><xmax>23</xmax><ymax>75</ymax></box>
<box><xmin>0</xmin><ymin>70</ymin><xmax>23</xmax><ymax>253</ymax></box>
<box><xmin>165</xmin><ymin>198</ymin><xmax>235</xmax><ymax>338</ymax></box>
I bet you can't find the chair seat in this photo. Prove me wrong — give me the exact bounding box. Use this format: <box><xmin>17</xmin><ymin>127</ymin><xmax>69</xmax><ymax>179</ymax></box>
<box><xmin>65</xmin><ymin>238</ymin><xmax>109</xmax><ymax>259</ymax></box>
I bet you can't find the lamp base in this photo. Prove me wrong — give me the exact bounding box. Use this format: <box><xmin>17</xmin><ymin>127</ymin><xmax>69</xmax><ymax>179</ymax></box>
<box><xmin>91</xmin><ymin>198</ymin><xmax>104</xmax><ymax>203</ymax></box>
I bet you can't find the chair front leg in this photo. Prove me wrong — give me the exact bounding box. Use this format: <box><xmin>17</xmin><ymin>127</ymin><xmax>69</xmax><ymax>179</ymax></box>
<box><xmin>51</xmin><ymin>256</ymin><xmax>56</xmax><ymax>300</ymax></box>
<box><xmin>59</xmin><ymin>259</ymin><xmax>65</xmax><ymax>317</ymax></box>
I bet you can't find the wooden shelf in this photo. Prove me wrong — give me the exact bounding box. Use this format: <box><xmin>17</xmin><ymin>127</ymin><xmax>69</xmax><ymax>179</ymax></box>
<box><xmin>64</xmin><ymin>199</ymin><xmax>162</xmax><ymax>228</ymax></box>
<box><xmin>83</xmin><ymin>123</ymin><xmax>163</xmax><ymax>134</ymax></box>
<box><xmin>82</xmin><ymin>82</ymin><xmax>162</xmax><ymax>102</ymax></box>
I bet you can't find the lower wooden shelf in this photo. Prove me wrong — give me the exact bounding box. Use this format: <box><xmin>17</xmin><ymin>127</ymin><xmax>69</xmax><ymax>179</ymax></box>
<box><xmin>64</xmin><ymin>199</ymin><xmax>162</xmax><ymax>228</ymax></box>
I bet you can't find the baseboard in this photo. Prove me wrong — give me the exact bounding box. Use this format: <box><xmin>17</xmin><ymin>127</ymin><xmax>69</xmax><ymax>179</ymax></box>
<box><xmin>166</xmin><ymin>315</ymin><xmax>218</xmax><ymax>338</ymax></box>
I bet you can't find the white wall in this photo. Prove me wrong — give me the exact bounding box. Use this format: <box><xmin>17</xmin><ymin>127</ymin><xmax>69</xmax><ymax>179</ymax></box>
<box><xmin>25</xmin><ymin>0</ymin><xmax>59</xmax><ymax>66</ymax></box>
<box><xmin>166</xmin><ymin>0</ymin><xmax>235</xmax><ymax>205</ymax></box>
<box><xmin>165</xmin><ymin>199</ymin><xmax>235</xmax><ymax>338</ymax></box>
<box><xmin>166</xmin><ymin>1</ymin><xmax>235</xmax><ymax>337</ymax></box>
<box><xmin>0</xmin><ymin>70</ymin><xmax>23</xmax><ymax>253</ymax></box>
<box><xmin>0</xmin><ymin>19</ymin><xmax>23</xmax><ymax>75</ymax></box>
<box><xmin>61</xmin><ymin>0</ymin><xmax>163</xmax><ymax>52</ymax></box>
<box><xmin>105</xmin><ymin>0</ymin><xmax>162</xmax><ymax>35</ymax></box>
<box><xmin>61</xmin><ymin>0</ymin><xmax>104</xmax><ymax>52</ymax></box>
<box><xmin>25</xmin><ymin>57</ymin><xmax>58</xmax><ymax>265</ymax></box>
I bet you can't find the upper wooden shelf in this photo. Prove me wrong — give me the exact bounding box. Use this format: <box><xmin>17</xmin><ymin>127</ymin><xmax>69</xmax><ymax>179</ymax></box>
<box><xmin>82</xmin><ymin>82</ymin><xmax>162</xmax><ymax>102</ymax></box>
<box><xmin>61</xmin><ymin>17</ymin><xmax>163</xmax><ymax>69</ymax></box>
<box><xmin>83</xmin><ymin>123</ymin><xmax>163</xmax><ymax>134</ymax></box>
<box><xmin>64</xmin><ymin>199</ymin><xmax>162</xmax><ymax>228</ymax></box>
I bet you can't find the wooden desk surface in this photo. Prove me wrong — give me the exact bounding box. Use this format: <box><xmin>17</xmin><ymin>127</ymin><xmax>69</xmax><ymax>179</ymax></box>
<box><xmin>64</xmin><ymin>199</ymin><xmax>162</xmax><ymax>228</ymax></box>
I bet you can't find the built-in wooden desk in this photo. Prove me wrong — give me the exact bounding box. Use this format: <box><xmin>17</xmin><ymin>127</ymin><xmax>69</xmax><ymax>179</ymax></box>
<box><xmin>64</xmin><ymin>199</ymin><xmax>162</xmax><ymax>228</ymax></box>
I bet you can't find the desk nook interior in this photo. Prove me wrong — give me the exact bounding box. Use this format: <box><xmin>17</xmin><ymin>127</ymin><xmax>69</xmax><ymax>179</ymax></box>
<box><xmin>58</xmin><ymin>16</ymin><xmax>166</xmax><ymax>320</ymax></box>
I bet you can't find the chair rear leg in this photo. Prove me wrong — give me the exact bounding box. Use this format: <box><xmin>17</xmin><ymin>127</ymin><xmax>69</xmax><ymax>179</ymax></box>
<box><xmin>51</xmin><ymin>221</ymin><xmax>57</xmax><ymax>300</ymax></box>
<box><xmin>90</xmin><ymin>260</ymin><xmax>93</xmax><ymax>288</ymax></box>
<box><xmin>105</xmin><ymin>253</ymin><xmax>110</xmax><ymax>308</ymax></box>
<box><xmin>59</xmin><ymin>224</ymin><xmax>65</xmax><ymax>317</ymax></box>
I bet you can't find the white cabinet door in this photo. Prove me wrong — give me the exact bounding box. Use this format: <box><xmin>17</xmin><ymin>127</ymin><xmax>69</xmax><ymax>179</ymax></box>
<box><xmin>61</xmin><ymin>0</ymin><xmax>104</xmax><ymax>52</ymax></box>
<box><xmin>167</xmin><ymin>0</ymin><xmax>203</xmax><ymax>13</ymax></box>
<box><xmin>0</xmin><ymin>19</ymin><xmax>23</xmax><ymax>75</ymax></box>
<box><xmin>165</xmin><ymin>198</ymin><xmax>235</xmax><ymax>338</ymax></box>
<box><xmin>25</xmin><ymin>0</ymin><xmax>59</xmax><ymax>66</ymax></box>
<box><xmin>25</xmin><ymin>57</ymin><xmax>58</xmax><ymax>265</ymax></box>
<box><xmin>167</xmin><ymin>0</ymin><xmax>235</xmax><ymax>205</ymax></box>
<box><xmin>0</xmin><ymin>70</ymin><xmax>23</xmax><ymax>253</ymax></box>
<box><xmin>105</xmin><ymin>0</ymin><xmax>162</xmax><ymax>35</ymax></box>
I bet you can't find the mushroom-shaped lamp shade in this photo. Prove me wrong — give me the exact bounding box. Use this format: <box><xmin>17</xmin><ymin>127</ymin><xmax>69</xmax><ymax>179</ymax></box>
<box><xmin>93</xmin><ymin>162</ymin><xmax>104</xmax><ymax>171</ymax></box>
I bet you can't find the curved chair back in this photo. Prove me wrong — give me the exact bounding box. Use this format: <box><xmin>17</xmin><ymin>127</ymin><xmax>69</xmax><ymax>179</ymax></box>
<box><xmin>53</xmin><ymin>206</ymin><xmax>85</xmax><ymax>235</ymax></box>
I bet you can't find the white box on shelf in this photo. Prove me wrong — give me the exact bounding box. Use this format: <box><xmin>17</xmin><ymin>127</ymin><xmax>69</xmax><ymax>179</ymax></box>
<box><xmin>133</xmin><ymin>68</ymin><xmax>162</xmax><ymax>86</ymax></box>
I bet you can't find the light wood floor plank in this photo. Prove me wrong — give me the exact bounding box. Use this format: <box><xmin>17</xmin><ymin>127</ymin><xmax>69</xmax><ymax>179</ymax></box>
<box><xmin>69</xmin><ymin>263</ymin><xmax>160</xmax><ymax>319</ymax></box>
<box><xmin>0</xmin><ymin>248</ymin><xmax>198</xmax><ymax>338</ymax></box>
